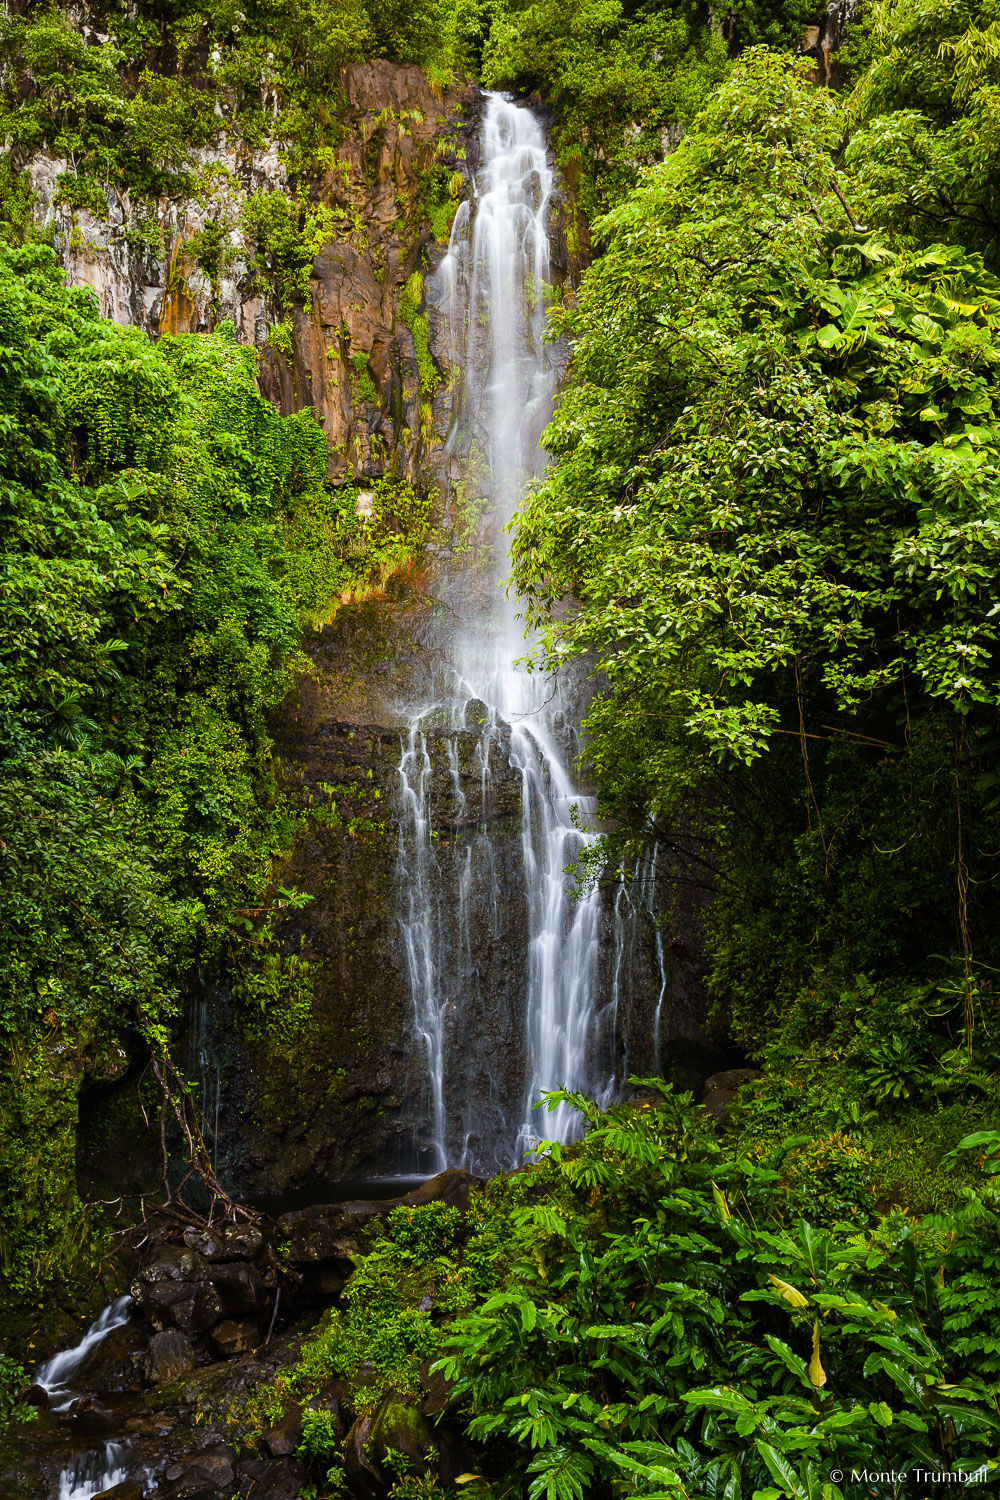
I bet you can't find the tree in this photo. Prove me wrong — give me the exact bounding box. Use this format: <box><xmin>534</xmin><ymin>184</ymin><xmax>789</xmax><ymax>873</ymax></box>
<box><xmin>512</xmin><ymin>51</ymin><xmax>1000</xmax><ymax>1043</ymax></box>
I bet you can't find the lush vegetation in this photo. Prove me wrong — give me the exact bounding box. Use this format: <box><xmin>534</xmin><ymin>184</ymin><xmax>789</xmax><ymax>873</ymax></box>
<box><xmin>0</xmin><ymin>241</ymin><xmax>422</xmax><ymax>1306</ymax></box>
<box><xmin>0</xmin><ymin>0</ymin><xmax>463</xmax><ymax>206</ymax></box>
<box><xmin>255</xmin><ymin>1088</ymin><xmax>1000</xmax><ymax>1499</ymax></box>
<box><xmin>514</xmin><ymin>36</ymin><xmax>1000</xmax><ymax>1076</ymax></box>
<box><xmin>7</xmin><ymin>0</ymin><xmax>1000</xmax><ymax>1493</ymax></box>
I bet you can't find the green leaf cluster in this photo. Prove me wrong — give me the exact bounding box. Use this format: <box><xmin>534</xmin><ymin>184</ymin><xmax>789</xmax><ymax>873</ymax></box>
<box><xmin>512</xmin><ymin>47</ymin><xmax>1000</xmax><ymax>1051</ymax></box>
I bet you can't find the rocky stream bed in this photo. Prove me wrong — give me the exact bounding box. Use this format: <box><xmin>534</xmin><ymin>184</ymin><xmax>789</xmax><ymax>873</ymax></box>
<box><xmin>7</xmin><ymin>1169</ymin><xmax>483</xmax><ymax>1500</ymax></box>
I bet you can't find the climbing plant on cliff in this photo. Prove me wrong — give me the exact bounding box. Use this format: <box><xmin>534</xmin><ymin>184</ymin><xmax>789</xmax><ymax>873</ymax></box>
<box><xmin>0</xmin><ymin>242</ymin><xmax>404</xmax><ymax>1302</ymax></box>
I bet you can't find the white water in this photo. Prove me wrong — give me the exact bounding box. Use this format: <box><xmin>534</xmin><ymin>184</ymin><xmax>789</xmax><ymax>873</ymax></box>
<box><xmin>57</xmin><ymin>1441</ymin><xmax>130</xmax><ymax>1500</ymax></box>
<box><xmin>37</xmin><ymin>1296</ymin><xmax>132</xmax><ymax>1411</ymax></box>
<box><xmin>396</xmin><ymin>93</ymin><xmax>607</xmax><ymax>1166</ymax></box>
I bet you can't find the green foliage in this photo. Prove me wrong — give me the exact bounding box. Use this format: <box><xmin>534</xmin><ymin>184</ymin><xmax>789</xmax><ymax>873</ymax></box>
<box><xmin>240</xmin><ymin>190</ymin><xmax>339</xmax><ymax>315</ymax></box>
<box><xmin>0</xmin><ymin>1354</ymin><xmax>36</xmax><ymax>1434</ymax></box>
<box><xmin>299</xmin><ymin>1405</ymin><xmax>343</xmax><ymax>1460</ymax></box>
<box><xmin>0</xmin><ymin>0</ymin><xmax>467</xmax><ymax>224</ymax></box>
<box><xmin>0</xmin><ymin>161</ymin><xmax>37</xmax><ymax>247</ymax></box>
<box><xmin>241</xmin><ymin>1189</ymin><xmax>526</xmax><ymax>1443</ymax></box>
<box><xmin>846</xmin><ymin>0</ymin><xmax>1000</xmax><ymax>269</ymax></box>
<box><xmin>399</xmin><ymin>272</ymin><xmax>439</xmax><ymax>405</ymax></box>
<box><xmin>0</xmin><ymin>242</ymin><xmax>407</xmax><ymax>1305</ymax></box>
<box><xmin>435</xmin><ymin>1086</ymin><xmax>1000</xmax><ymax>1500</ymax></box>
<box><xmin>512</xmin><ymin>48</ymin><xmax>1000</xmax><ymax>1064</ymax></box>
<box><xmin>483</xmin><ymin>0</ymin><xmax>729</xmax><ymax>215</ymax></box>
<box><xmin>479</xmin><ymin>0</ymin><xmax>820</xmax><ymax>218</ymax></box>
<box><xmin>351</xmin><ymin>349</ymin><xmax>380</xmax><ymax>405</ymax></box>
<box><xmin>242</xmin><ymin>1089</ymin><xmax>1000</xmax><ymax>1499</ymax></box>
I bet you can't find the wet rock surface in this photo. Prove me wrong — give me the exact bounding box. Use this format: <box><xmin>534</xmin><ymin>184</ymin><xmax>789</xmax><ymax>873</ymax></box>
<box><xmin>26</xmin><ymin>59</ymin><xmax>481</xmax><ymax>486</ymax></box>
<box><xmin>702</xmin><ymin>1067</ymin><xmax>764</xmax><ymax>1121</ymax></box>
<box><xmin>278</xmin><ymin>1168</ymin><xmax>484</xmax><ymax>1261</ymax></box>
<box><xmin>3</xmin><ymin>1168</ymin><xmax>485</xmax><ymax>1498</ymax></box>
<box><xmin>146</xmin><ymin>1331</ymin><xmax>196</xmax><ymax>1386</ymax></box>
<box><xmin>346</xmin><ymin>1390</ymin><xmax>471</xmax><ymax>1500</ymax></box>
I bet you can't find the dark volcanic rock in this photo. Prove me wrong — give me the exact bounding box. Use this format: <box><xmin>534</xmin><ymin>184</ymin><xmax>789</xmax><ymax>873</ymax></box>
<box><xmin>160</xmin><ymin>1443</ymin><xmax>236</xmax><ymax>1499</ymax></box>
<box><xmin>146</xmin><ymin>1329</ymin><xmax>196</xmax><ymax>1384</ymax></box>
<box><xmin>235</xmin><ymin>1455</ymin><xmax>306</xmax><ymax>1499</ymax></box>
<box><xmin>702</xmin><ymin>1068</ymin><xmax>763</xmax><ymax>1122</ymax></box>
<box><xmin>210</xmin><ymin>1318</ymin><xmax>260</xmax><ymax>1358</ymax></box>
<box><xmin>204</xmin><ymin>1259</ymin><xmax>266</xmax><ymax>1317</ymax></box>
<box><xmin>262</xmin><ymin>1403</ymin><xmax>304</xmax><ymax>1457</ymax></box>
<box><xmin>142</xmin><ymin>1279</ymin><xmax>223</xmax><ymax>1334</ymax></box>
<box><xmin>132</xmin><ymin>1245</ymin><xmax>204</xmax><ymax>1288</ymax></box>
<box><xmin>345</xmin><ymin>1391</ymin><xmax>469</xmax><ymax>1500</ymax></box>
<box><xmin>183</xmin><ymin>1223</ymin><xmax>264</xmax><ymax>1261</ymax></box>
<box><xmin>278</xmin><ymin>1199</ymin><xmax>388</xmax><ymax>1262</ymax></box>
<box><xmin>279</xmin><ymin>1169</ymin><xmax>483</xmax><ymax>1266</ymax></box>
<box><xmin>400</xmin><ymin>1168</ymin><xmax>483</xmax><ymax>1212</ymax></box>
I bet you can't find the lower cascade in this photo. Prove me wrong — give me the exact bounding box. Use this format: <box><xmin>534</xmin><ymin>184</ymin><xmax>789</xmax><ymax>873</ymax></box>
<box><xmin>58</xmin><ymin>1442</ymin><xmax>131</xmax><ymax>1500</ymax></box>
<box><xmin>394</xmin><ymin>92</ymin><xmax>622</xmax><ymax>1173</ymax></box>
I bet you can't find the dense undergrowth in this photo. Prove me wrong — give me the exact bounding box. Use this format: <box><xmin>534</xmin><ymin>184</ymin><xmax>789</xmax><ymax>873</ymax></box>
<box><xmin>0</xmin><ymin>241</ymin><xmax>425</xmax><ymax>1309</ymax></box>
<box><xmin>248</xmin><ymin>1087</ymin><xmax>1000</xmax><ymax>1499</ymax></box>
<box><xmin>5</xmin><ymin>0</ymin><xmax>1000</xmax><ymax>1492</ymax></box>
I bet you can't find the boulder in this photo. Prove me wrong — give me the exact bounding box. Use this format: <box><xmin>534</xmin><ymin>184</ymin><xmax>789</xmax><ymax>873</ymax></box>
<box><xmin>702</xmin><ymin>1068</ymin><xmax>762</xmax><ymax>1094</ymax></box>
<box><xmin>131</xmin><ymin>1244</ymin><xmax>204</xmax><ymax>1290</ymax></box>
<box><xmin>210</xmin><ymin>1318</ymin><xmax>260</xmax><ymax>1357</ymax></box>
<box><xmin>345</xmin><ymin>1391</ymin><xmax>469</xmax><ymax>1500</ymax></box>
<box><xmin>299</xmin><ymin>1262</ymin><xmax>349</xmax><ymax>1298</ymax></box>
<box><xmin>145</xmin><ymin>1329</ymin><xmax>195</xmax><ymax>1385</ymax></box>
<box><xmin>278</xmin><ymin>1171</ymin><xmax>484</xmax><ymax>1267</ymax></box>
<box><xmin>183</xmin><ymin>1223</ymin><xmax>264</xmax><ymax>1261</ymax></box>
<box><xmin>262</xmin><ymin>1403</ymin><xmax>304</xmax><ymax>1457</ymax></box>
<box><xmin>400</xmin><ymin>1168</ymin><xmax>483</xmax><ymax>1213</ymax></box>
<box><xmin>702</xmin><ymin>1068</ymin><xmax>763</xmax><ymax>1122</ymax></box>
<box><xmin>94</xmin><ymin>1483</ymin><xmax>144</xmax><ymax>1500</ymax></box>
<box><xmin>21</xmin><ymin>1383</ymin><xmax>49</xmax><ymax>1407</ymax></box>
<box><xmin>234</xmin><ymin>1455</ymin><xmax>306</xmax><ymax>1500</ymax></box>
<box><xmin>417</xmin><ymin>1358</ymin><xmax>458</xmax><ymax>1417</ymax></box>
<box><xmin>160</xmin><ymin>1444</ymin><xmax>236</xmax><ymax>1499</ymax></box>
<box><xmin>277</xmin><ymin>1201</ymin><xmax>386</xmax><ymax>1262</ymax></box>
<box><xmin>142</xmin><ymin>1279</ymin><xmax>223</xmax><ymax>1333</ymax></box>
<box><xmin>204</xmin><ymin>1259</ymin><xmax>266</xmax><ymax>1317</ymax></box>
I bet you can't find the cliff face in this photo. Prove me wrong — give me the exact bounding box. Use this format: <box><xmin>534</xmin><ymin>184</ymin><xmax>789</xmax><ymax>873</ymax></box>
<box><xmin>25</xmin><ymin>57</ymin><xmax>480</xmax><ymax>485</ymax></box>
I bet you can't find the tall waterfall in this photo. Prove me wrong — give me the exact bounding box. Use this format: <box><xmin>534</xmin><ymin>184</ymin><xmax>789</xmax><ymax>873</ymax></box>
<box><xmin>395</xmin><ymin>93</ymin><xmax>616</xmax><ymax>1171</ymax></box>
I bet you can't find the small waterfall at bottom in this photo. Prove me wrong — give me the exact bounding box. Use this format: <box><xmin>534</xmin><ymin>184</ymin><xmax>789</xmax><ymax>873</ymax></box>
<box><xmin>58</xmin><ymin>1441</ymin><xmax>130</xmax><ymax>1500</ymax></box>
<box><xmin>393</xmin><ymin>93</ymin><xmax>659</xmax><ymax>1173</ymax></box>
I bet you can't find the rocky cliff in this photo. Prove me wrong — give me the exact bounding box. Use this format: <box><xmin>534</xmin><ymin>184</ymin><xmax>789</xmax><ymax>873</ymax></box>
<box><xmin>26</xmin><ymin>57</ymin><xmax>480</xmax><ymax>484</ymax></box>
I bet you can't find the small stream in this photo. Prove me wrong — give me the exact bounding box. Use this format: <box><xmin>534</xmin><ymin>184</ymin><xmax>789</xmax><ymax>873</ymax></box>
<box><xmin>57</xmin><ymin>1440</ymin><xmax>131</xmax><ymax>1500</ymax></box>
<box><xmin>34</xmin><ymin>1298</ymin><xmax>145</xmax><ymax>1498</ymax></box>
<box><xmin>37</xmin><ymin>1296</ymin><xmax>133</xmax><ymax>1413</ymax></box>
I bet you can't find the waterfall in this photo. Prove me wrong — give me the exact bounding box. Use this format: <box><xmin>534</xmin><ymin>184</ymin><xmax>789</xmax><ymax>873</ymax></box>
<box><xmin>188</xmin><ymin>977</ymin><xmax>222</xmax><ymax>1171</ymax></box>
<box><xmin>37</xmin><ymin>1296</ymin><xmax>133</xmax><ymax>1411</ymax></box>
<box><xmin>394</xmin><ymin>92</ymin><xmax>619</xmax><ymax>1171</ymax></box>
<box><xmin>57</xmin><ymin>1442</ymin><xmax>130</xmax><ymax>1500</ymax></box>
